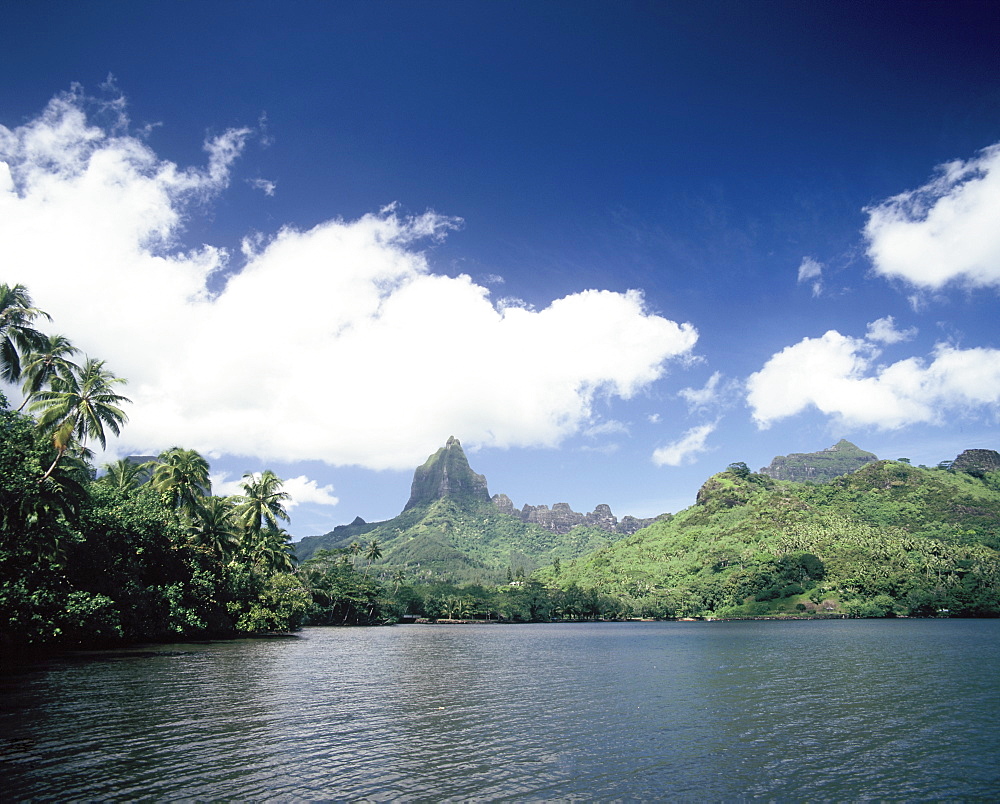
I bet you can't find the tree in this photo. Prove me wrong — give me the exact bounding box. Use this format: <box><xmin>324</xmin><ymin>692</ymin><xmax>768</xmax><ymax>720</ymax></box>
<box><xmin>100</xmin><ymin>458</ymin><xmax>153</xmax><ymax>494</ymax></box>
<box><xmin>236</xmin><ymin>470</ymin><xmax>291</xmax><ymax>555</ymax></box>
<box><xmin>256</xmin><ymin>526</ymin><xmax>295</xmax><ymax>573</ymax></box>
<box><xmin>727</xmin><ymin>462</ymin><xmax>751</xmax><ymax>479</ymax></box>
<box><xmin>0</xmin><ymin>282</ymin><xmax>50</xmax><ymax>385</ymax></box>
<box><xmin>189</xmin><ymin>495</ymin><xmax>242</xmax><ymax>560</ymax></box>
<box><xmin>152</xmin><ymin>448</ymin><xmax>211</xmax><ymax>521</ymax></box>
<box><xmin>364</xmin><ymin>538</ymin><xmax>383</xmax><ymax>574</ymax></box>
<box><xmin>17</xmin><ymin>333</ymin><xmax>80</xmax><ymax>411</ymax></box>
<box><xmin>30</xmin><ymin>357</ymin><xmax>130</xmax><ymax>482</ymax></box>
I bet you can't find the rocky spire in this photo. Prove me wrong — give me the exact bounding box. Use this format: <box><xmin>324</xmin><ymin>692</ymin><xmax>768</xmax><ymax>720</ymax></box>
<box><xmin>403</xmin><ymin>436</ymin><xmax>491</xmax><ymax>510</ymax></box>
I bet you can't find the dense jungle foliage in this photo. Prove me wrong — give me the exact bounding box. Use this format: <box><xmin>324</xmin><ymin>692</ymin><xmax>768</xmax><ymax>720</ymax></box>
<box><xmin>0</xmin><ymin>393</ymin><xmax>316</xmax><ymax>649</ymax></box>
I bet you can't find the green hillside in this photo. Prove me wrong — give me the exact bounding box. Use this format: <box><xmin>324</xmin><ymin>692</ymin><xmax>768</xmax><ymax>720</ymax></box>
<box><xmin>294</xmin><ymin>438</ymin><xmax>624</xmax><ymax>583</ymax></box>
<box><xmin>536</xmin><ymin>461</ymin><xmax>1000</xmax><ymax>619</ymax></box>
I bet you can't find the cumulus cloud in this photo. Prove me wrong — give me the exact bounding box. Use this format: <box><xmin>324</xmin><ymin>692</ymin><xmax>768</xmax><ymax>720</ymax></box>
<box><xmin>652</xmin><ymin>422</ymin><xmax>717</xmax><ymax>467</ymax></box>
<box><xmin>864</xmin><ymin>142</ymin><xmax>1000</xmax><ymax>290</ymax></box>
<box><xmin>746</xmin><ymin>329</ymin><xmax>1000</xmax><ymax>429</ymax></box>
<box><xmin>281</xmin><ymin>476</ymin><xmax>339</xmax><ymax>509</ymax></box>
<box><xmin>1</xmin><ymin>89</ymin><xmax>698</xmax><ymax>471</ymax></box>
<box><xmin>210</xmin><ymin>473</ymin><xmax>339</xmax><ymax>510</ymax></box>
<box><xmin>865</xmin><ymin>315</ymin><xmax>917</xmax><ymax>344</ymax></box>
<box><xmin>797</xmin><ymin>257</ymin><xmax>824</xmax><ymax>297</ymax></box>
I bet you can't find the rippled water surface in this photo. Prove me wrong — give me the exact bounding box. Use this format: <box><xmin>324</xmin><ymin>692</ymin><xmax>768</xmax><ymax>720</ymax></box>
<box><xmin>2</xmin><ymin>619</ymin><xmax>1000</xmax><ymax>801</ymax></box>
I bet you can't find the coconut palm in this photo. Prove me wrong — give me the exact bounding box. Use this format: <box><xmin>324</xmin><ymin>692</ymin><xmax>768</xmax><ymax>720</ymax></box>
<box><xmin>236</xmin><ymin>470</ymin><xmax>291</xmax><ymax>550</ymax></box>
<box><xmin>190</xmin><ymin>495</ymin><xmax>242</xmax><ymax>560</ymax></box>
<box><xmin>152</xmin><ymin>447</ymin><xmax>211</xmax><ymax>521</ymax></box>
<box><xmin>99</xmin><ymin>457</ymin><xmax>153</xmax><ymax>493</ymax></box>
<box><xmin>29</xmin><ymin>451</ymin><xmax>92</xmax><ymax>561</ymax></box>
<box><xmin>256</xmin><ymin>526</ymin><xmax>295</xmax><ymax>572</ymax></box>
<box><xmin>363</xmin><ymin>538</ymin><xmax>383</xmax><ymax>574</ymax></box>
<box><xmin>0</xmin><ymin>282</ymin><xmax>50</xmax><ymax>385</ymax></box>
<box><xmin>17</xmin><ymin>333</ymin><xmax>80</xmax><ymax>411</ymax></box>
<box><xmin>30</xmin><ymin>357</ymin><xmax>130</xmax><ymax>482</ymax></box>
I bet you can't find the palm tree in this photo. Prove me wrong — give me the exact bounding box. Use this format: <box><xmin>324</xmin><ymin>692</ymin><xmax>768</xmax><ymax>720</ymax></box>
<box><xmin>30</xmin><ymin>357</ymin><xmax>130</xmax><ymax>482</ymax></box>
<box><xmin>236</xmin><ymin>470</ymin><xmax>291</xmax><ymax>551</ymax></box>
<box><xmin>256</xmin><ymin>526</ymin><xmax>295</xmax><ymax>572</ymax></box>
<box><xmin>363</xmin><ymin>538</ymin><xmax>383</xmax><ymax>574</ymax></box>
<box><xmin>0</xmin><ymin>283</ymin><xmax>50</xmax><ymax>385</ymax></box>
<box><xmin>152</xmin><ymin>447</ymin><xmax>211</xmax><ymax>521</ymax></box>
<box><xmin>100</xmin><ymin>457</ymin><xmax>153</xmax><ymax>493</ymax></box>
<box><xmin>17</xmin><ymin>333</ymin><xmax>80</xmax><ymax>411</ymax></box>
<box><xmin>190</xmin><ymin>495</ymin><xmax>242</xmax><ymax>560</ymax></box>
<box><xmin>349</xmin><ymin>540</ymin><xmax>362</xmax><ymax>568</ymax></box>
<box><xmin>32</xmin><ymin>452</ymin><xmax>92</xmax><ymax>561</ymax></box>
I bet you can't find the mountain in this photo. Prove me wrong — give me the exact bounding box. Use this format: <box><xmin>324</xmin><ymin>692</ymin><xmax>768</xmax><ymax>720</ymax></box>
<box><xmin>293</xmin><ymin>437</ymin><xmax>634</xmax><ymax>582</ymax></box>
<box><xmin>758</xmin><ymin>439</ymin><xmax>878</xmax><ymax>482</ymax></box>
<box><xmin>404</xmin><ymin>436</ymin><xmax>490</xmax><ymax>510</ymax></box>
<box><xmin>951</xmin><ymin>449</ymin><xmax>1000</xmax><ymax>477</ymax></box>
<box><xmin>538</xmin><ymin>459</ymin><xmax>1000</xmax><ymax>618</ymax></box>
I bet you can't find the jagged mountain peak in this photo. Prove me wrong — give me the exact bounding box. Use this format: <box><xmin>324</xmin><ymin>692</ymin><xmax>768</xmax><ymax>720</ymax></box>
<box><xmin>403</xmin><ymin>436</ymin><xmax>491</xmax><ymax>511</ymax></box>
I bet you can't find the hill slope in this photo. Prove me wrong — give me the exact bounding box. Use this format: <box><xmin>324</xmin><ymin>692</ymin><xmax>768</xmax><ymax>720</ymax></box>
<box><xmin>538</xmin><ymin>461</ymin><xmax>1000</xmax><ymax>618</ymax></box>
<box><xmin>294</xmin><ymin>437</ymin><xmax>625</xmax><ymax>583</ymax></box>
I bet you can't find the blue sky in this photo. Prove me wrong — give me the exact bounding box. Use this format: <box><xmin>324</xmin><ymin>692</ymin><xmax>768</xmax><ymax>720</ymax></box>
<box><xmin>3</xmin><ymin>1</ymin><xmax>999</xmax><ymax>538</ymax></box>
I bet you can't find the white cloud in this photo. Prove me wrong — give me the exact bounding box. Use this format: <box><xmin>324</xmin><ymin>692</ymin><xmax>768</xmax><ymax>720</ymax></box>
<box><xmin>746</xmin><ymin>329</ymin><xmax>1000</xmax><ymax>429</ymax></box>
<box><xmin>864</xmin><ymin>142</ymin><xmax>1000</xmax><ymax>290</ymax></box>
<box><xmin>583</xmin><ymin>419</ymin><xmax>629</xmax><ymax>438</ymax></box>
<box><xmin>797</xmin><ymin>257</ymin><xmax>824</xmax><ymax>297</ymax></box>
<box><xmin>652</xmin><ymin>422</ymin><xmax>717</xmax><ymax>467</ymax></box>
<box><xmin>677</xmin><ymin>370</ymin><xmax>742</xmax><ymax>414</ymax></box>
<box><xmin>1</xmin><ymin>89</ymin><xmax>699</xmax><ymax>471</ymax></box>
<box><xmin>209</xmin><ymin>473</ymin><xmax>244</xmax><ymax>499</ymax></box>
<box><xmin>865</xmin><ymin>315</ymin><xmax>917</xmax><ymax>344</ymax></box>
<box><xmin>678</xmin><ymin>370</ymin><xmax>723</xmax><ymax>410</ymax></box>
<box><xmin>281</xmin><ymin>476</ymin><xmax>340</xmax><ymax>509</ymax></box>
<box><xmin>249</xmin><ymin>177</ymin><xmax>276</xmax><ymax>196</ymax></box>
<box><xmin>210</xmin><ymin>472</ymin><xmax>338</xmax><ymax>510</ymax></box>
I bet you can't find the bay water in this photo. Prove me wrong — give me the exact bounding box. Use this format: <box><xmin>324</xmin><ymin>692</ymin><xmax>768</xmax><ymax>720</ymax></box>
<box><xmin>2</xmin><ymin>619</ymin><xmax>999</xmax><ymax>801</ymax></box>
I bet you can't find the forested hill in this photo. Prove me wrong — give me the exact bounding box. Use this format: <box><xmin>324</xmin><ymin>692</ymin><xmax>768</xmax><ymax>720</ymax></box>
<box><xmin>293</xmin><ymin>438</ymin><xmax>628</xmax><ymax>583</ymax></box>
<box><xmin>535</xmin><ymin>460</ymin><xmax>1000</xmax><ymax>619</ymax></box>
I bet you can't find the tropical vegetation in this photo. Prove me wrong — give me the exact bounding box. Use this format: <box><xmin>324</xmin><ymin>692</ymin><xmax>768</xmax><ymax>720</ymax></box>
<box><xmin>537</xmin><ymin>461</ymin><xmax>1000</xmax><ymax>619</ymax></box>
<box><xmin>0</xmin><ymin>283</ymin><xmax>308</xmax><ymax>650</ymax></box>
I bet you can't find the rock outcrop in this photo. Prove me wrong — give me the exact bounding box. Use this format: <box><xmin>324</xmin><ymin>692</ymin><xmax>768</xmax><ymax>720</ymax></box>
<box><xmin>404</xmin><ymin>436</ymin><xmax>491</xmax><ymax>510</ymax></box>
<box><xmin>491</xmin><ymin>495</ymin><xmax>655</xmax><ymax>535</ymax></box>
<box><xmin>759</xmin><ymin>439</ymin><xmax>878</xmax><ymax>483</ymax></box>
<box><xmin>951</xmin><ymin>449</ymin><xmax>1000</xmax><ymax>476</ymax></box>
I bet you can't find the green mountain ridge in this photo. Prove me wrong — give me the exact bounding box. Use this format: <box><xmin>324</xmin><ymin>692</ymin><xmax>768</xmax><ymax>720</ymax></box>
<box><xmin>294</xmin><ymin>437</ymin><xmax>627</xmax><ymax>582</ymax></box>
<box><xmin>537</xmin><ymin>459</ymin><xmax>1000</xmax><ymax>618</ymax></box>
